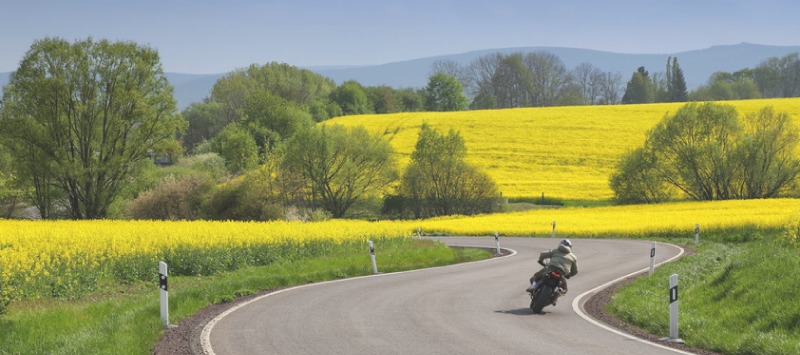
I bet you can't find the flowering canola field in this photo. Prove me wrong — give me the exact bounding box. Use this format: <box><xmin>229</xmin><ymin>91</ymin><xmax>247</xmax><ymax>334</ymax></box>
<box><xmin>0</xmin><ymin>219</ymin><xmax>411</xmax><ymax>301</ymax></box>
<box><xmin>328</xmin><ymin>98</ymin><xmax>800</xmax><ymax>200</ymax></box>
<box><xmin>3</xmin><ymin>198</ymin><xmax>799</xmax><ymax>303</ymax></box>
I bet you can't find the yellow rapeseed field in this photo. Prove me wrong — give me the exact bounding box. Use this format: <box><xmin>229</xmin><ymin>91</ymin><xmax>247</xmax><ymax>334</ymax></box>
<box><xmin>3</xmin><ymin>198</ymin><xmax>799</xmax><ymax>302</ymax></box>
<box><xmin>416</xmin><ymin>198</ymin><xmax>800</xmax><ymax>237</ymax></box>
<box><xmin>328</xmin><ymin>98</ymin><xmax>800</xmax><ymax>200</ymax></box>
<box><xmin>0</xmin><ymin>219</ymin><xmax>410</xmax><ymax>299</ymax></box>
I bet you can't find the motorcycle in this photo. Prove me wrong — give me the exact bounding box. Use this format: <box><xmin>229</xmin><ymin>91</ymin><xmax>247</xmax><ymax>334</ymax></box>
<box><xmin>529</xmin><ymin>260</ymin><xmax>566</xmax><ymax>314</ymax></box>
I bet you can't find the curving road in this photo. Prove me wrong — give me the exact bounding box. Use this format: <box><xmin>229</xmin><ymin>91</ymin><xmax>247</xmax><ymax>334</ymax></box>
<box><xmin>203</xmin><ymin>237</ymin><xmax>688</xmax><ymax>354</ymax></box>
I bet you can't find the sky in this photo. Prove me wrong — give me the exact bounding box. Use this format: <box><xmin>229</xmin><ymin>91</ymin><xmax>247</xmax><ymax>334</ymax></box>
<box><xmin>2</xmin><ymin>0</ymin><xmax>800</xmax><ymax>74</ymax></box>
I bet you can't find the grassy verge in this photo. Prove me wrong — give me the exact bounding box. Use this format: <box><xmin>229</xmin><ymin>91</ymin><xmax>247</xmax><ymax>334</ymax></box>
<box><xmin>608</xmin><ymin>236</ymin><xmax>800</xmax><ymax>354</ymax></box>
<box><xmin>0</xmin><ymin>238</ymin><xmax>489</xmax><ymax>354</ymax></box>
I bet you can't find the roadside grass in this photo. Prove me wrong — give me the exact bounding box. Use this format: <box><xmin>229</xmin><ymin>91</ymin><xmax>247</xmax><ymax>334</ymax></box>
<box><xmin>608</xmin><ymin>235</ymin><xmax>800</xmax><ymax>354</ymax></box>
<box><xmin>0</xmin><ymin>238</ymin><xmax>489</xmax><ymax>354</ymax></box>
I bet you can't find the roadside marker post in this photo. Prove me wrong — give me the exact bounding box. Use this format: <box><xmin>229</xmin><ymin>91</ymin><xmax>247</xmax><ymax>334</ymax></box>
<box><xmin>494</xmin><ymin>231</ymin><xmax>500</xmax><ymax>255</ymax></box>
<box><xmin>368</xmin><ymin>240</ymin><xmax>378</xmax><ymax>274</ymax></box>
<box><xmin>551</xmin><ymin>221</ymin><xmax>556</xmax><ymax>238</ymax></box>
<box><xmin>649</xmin><ymin>242</ymin><xmax>656</xmax><ymax>275</ymax></box>
<box><xmin>661</xmin><ymin>274</ymin><xmax>684</xmax><ymax>343</ymax></box>
<box><xmin>417</xmin><ymin>226</ymin><xmax>422</xmax><ymax>240</ymax></box>
<box><xmin>159</xmin><ymin>261</ymin><xmax>170</xmax><ymax>328</ymax></box>
<box><xmin>694</xmin><ymin>224</ymin><xmax>700</xmax><ymax>246</ymax></box>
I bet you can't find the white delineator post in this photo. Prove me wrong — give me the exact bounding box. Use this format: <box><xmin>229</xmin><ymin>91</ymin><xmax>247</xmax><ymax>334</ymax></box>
<box><xmin>494</xmin><ymin>230</ymin><xmax>500</xmax><ymax>255</ymax></box>
<box><xmin>662</xmin><ymin>273</ymin><xmax>684</xmax><ymax>343</ymax></box>
<box><xmin>159</xmin><ymin>261</ymin><xmax>169</xmax><ymax>328</ymax></box>
<box><xmin>694</xmin><ymin>223</ymin><xmax>700</xmax><ymax>246</ymax></box>
<box><xmin>649</xmin><ymin>242</ymin><xmax>656</xmax><ymax>275</ymax></box>
<box><xmin>368</xmin><ymin>240</ymin><xmax>378</xmax><ymax>274</ymax></box>
<box><xmin>551</xmin><ymin>221</ymin><xmax>556</xmax><ymax>238</ymax></box>
<box><xmin>418</xmin><ymin>226</ymin><xmax>422</xmax><ymax>240</ymax></box>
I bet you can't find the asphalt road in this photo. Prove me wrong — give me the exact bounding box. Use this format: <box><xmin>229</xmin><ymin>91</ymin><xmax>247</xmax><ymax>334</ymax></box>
<box><xmin>203</xmin><ymin>237</ymin><xmax>687</xmax><ymax>354</ymax></box>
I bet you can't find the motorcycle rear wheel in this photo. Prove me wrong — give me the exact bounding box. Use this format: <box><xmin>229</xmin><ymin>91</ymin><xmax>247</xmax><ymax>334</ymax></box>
<box><xmin>531</xmin><ymin>285</ymin><xmax>553</xmax><ymax>313</ymax></box>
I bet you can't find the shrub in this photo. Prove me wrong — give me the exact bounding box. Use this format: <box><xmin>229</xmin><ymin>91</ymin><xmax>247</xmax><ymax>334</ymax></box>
<box><xmin>175</xmin><ymin>153</ymin><xmax>229</xmax><ymax>182</ymax></box>
<box><xmin>126</xmin><ymin>174</ymin><xmax>214</xmax><ymax>220</ymax></box>
<box><xmin>204</xmin><ymin>174</ymin><xmax>285</xmax><ymax>221</ymax></box>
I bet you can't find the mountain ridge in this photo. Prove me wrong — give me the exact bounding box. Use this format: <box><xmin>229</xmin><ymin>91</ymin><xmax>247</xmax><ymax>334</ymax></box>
<box><xmin>2</xmin><ymin>43</ymin><xmax>800</xmax><ymax>110</ymax></box>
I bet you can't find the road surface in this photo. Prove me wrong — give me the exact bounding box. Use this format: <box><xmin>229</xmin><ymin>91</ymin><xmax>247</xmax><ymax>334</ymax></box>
<box><xmin>203</xmin><ymin>237</ymin><xmax>687</xmax><ymax>354</ymax></box>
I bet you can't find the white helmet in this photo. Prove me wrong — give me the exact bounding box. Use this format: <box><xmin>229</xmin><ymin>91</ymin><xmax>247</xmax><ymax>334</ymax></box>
<box><xmin>560</xmin><ymin>239</ymin><xmax>572</xmax><ymax>248</ymax></box>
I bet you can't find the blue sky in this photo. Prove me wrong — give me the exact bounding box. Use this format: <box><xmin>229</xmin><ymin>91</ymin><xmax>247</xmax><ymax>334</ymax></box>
<box><xmin>2</xmin><ymin>0</ymin><xmax>799</xmax><ymax>74</ymax></box>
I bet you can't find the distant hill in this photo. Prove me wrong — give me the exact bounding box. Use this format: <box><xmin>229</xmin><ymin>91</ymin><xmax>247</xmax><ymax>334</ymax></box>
<box><xmin>165</xmin><ymin>72</ymin><xmax>226</xmax><ymax>109</ymax></box>
<box><xmin>312</xmin><ymin>43</ymin><xmax>800</xmax><ymax>90</ymax></box>
<box><xmin>2</xmin><ymin>43</ymin><xmax>800</xmax><ymax>110</ymax></box>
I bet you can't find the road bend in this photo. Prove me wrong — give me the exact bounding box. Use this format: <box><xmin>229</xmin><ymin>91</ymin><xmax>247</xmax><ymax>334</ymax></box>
<box><xmin>204</xmin><ymin>237</ymin><xmax>687</xmax><ymax>354</ymax></box>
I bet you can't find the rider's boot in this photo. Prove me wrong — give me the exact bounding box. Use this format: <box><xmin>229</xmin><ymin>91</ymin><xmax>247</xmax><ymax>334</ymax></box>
<box><xmin>525</xmin><ymin>281</ymin><xmax>538</xmax><ymax>293</ymax></box>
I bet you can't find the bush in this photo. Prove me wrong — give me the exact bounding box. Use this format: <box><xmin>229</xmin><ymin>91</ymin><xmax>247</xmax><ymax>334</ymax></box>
<box><xmin>204</xmin><ymin>174</ymin><xmax>285</xmax><ymax>221</ymax></box>
<box><xmin>175</xmin><ymin>153</ymin><xmax>229</xmax><ymax>182</ymax></box>
<box><xmin>126</xmin><ymin>174</ymin><xmax>214</xmax><ymax>220</ymax></box>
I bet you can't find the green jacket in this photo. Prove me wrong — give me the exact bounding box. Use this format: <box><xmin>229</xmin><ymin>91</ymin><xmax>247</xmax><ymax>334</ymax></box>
<box><xmin>538</xmin><ymin>244</ymin><xmax>578</xmax><ymax>278</ymax></box>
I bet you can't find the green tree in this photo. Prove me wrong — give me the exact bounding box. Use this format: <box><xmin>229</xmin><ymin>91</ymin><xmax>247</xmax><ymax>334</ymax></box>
<box><xmin>424</xmin><ymin>72</ymin><xmax>468</xmax><ymax>111</ymax></box>
<box><xmin>609</xmin><ymin>147</ymin><xmax>668</xmax><ymax>204</ymax></box>
<box><xmin>331</xmin><ymin>80</ymin><xmax>371</xmax><ymax>116</ymax></box>
<box><xmin>666</xmin><ymin>57</ymin><xmax>688</xmax><ymax>102</ymax></box>
<box><xmin>209</xmin><ymin>62</ymin><xmax>337</xmax><ymax>123</ymax></box>
<box><xmin>282</xmin><ymin>124</ymin><xmax>397</xmax><ymax>218</ymax></box>
<box><xmin>396</xmin><ymin>88</ymin><xmax>424</xmax><ymax>112</ymax></box>
<box><xmin>611</xmin><ymin>103</ymin><xmax>800</xmax><ymax>202</ymax></box>
<box><xmin>365</xmin><ymin>85</ymin><xmax>398</xmax><ymax>114</ymax></box>
<box><xmin>621</xmin><ymin>67</ymin><xmax>655</xmax><ymax>104</ymax></box>
<box><xmin>400</xmin><ymin>124</ymin><xmax>498</xmax><ymax>218</ymax></box>
<box><xmin>735</xmin><ymin>107</ymin><xmax>800</xmax><ymax>198</ymax></box>
<box><xmin>753</xmin><ymin>53</ymin><xmax>800</xmax><ymax>98</ymax></box>
<box><xmin>241</xmin><ymin>91</ymin><xmax>313</xmax><ymax>151</ymax></box>
<box><xmin>182</xmin><ymin>101</ymin><xmax>227</xmax><ymax>153</ymax></box>
<box><xmin>0</xmin><ymin>147</ymin><xmax>27</xmax><ymax>218</ymax></box>
<box><xmin>648</xmin><ymin>103</ymin><xmax>740</xmax><ymax>200</ymax></box>
<box><xmin>0</xmin><ymin>37</ymin><xmax>185</xmax><ymax>219</ymax></box>
<box><xmin>213</xmin><ymin>123</ymin><xmax>259</xmax><ymax>174</ymax></box>
<box><xmin>690</xmin><ymin>71</ymin><xmax>761</xmax><ymax>101</ymax></box>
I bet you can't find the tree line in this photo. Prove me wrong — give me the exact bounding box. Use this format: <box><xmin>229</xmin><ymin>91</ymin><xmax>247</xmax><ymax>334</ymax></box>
<box><xmin>622</xmin><ymin>53</ymin><xmax>800</xmax><ymax>103</ymax></box>
<box><xmin>0</xmin><ymin>38</ymin><xmax>499</xmax><ymax>220</ymax></box>
<box><xmin>3</xmin><ymin>37</ymin><xmax>800</xmax><ymax>220</ymax></box>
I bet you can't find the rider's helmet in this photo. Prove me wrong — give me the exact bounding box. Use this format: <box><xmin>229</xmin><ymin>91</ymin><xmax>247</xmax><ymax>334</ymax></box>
<box><xmin>560</xmin><ymin>239</ymin><xmax>572</xmax><ymax>248</ymax></box>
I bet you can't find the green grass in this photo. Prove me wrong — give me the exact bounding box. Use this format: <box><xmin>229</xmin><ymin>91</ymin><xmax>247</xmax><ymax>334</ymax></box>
<box><xmin>608</xmin><ymin>236</ymin><xmax>800</xmax><ymax>354</ymax></box>
<box><xmin>0</xmin><ymin>239</ymin><xmax>489</xmax><ymax>354</ymax></box>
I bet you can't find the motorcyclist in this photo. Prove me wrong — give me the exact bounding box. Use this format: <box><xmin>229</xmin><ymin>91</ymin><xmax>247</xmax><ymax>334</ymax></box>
<box><xmin>526</xmin><ymin>239</ymin><xmax>578</xmax><ymax>294</ymax></box>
